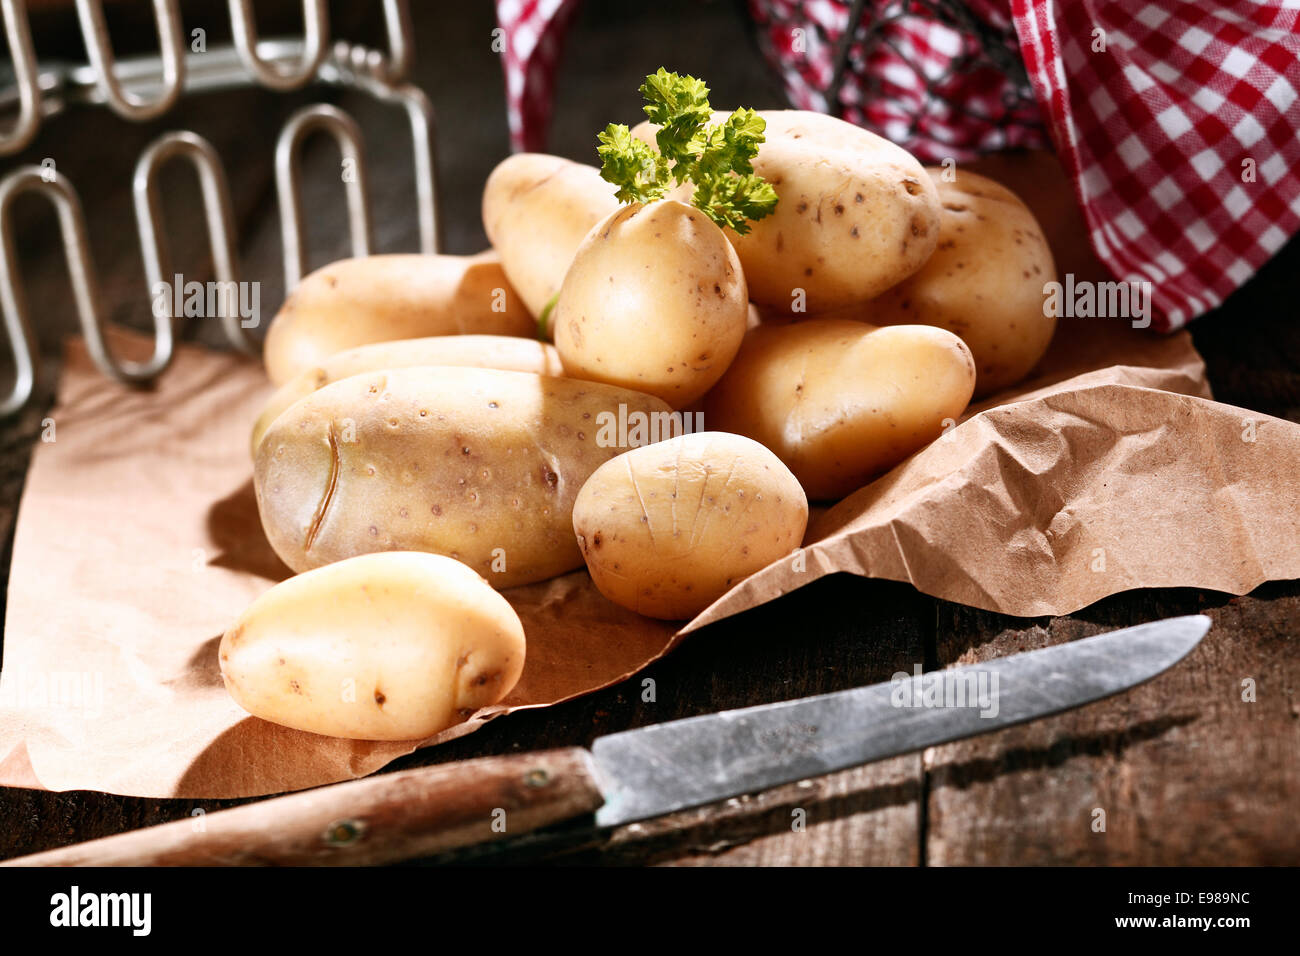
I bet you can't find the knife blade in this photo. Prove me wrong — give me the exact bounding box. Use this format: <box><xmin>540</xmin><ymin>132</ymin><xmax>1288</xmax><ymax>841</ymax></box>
<box><xmin>5</xmin><ymin>614</ymin><xmax>1207</xmax><ymax>866</ymax></box>
<box><xmin>591</xmin><ymin>613</ymin><xmax>1209</xmax><ymax>827</ymax></box>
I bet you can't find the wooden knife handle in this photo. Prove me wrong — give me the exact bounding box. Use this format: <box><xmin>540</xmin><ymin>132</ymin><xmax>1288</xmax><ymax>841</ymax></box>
<box><xmin>3</xmin><ymin>748</ymin><xmax>604</xmax><ymax>867</ymax></box>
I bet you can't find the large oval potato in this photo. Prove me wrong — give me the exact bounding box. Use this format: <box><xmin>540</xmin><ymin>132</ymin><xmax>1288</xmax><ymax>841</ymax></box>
<box><xmin>262</xmin><ymin>253</ymin><xmax>533</xmax><ymax>385</ymax></box>
<box><xmin>705</xmin><ymin>319</ymin><xmax>976</xmax><ymax>500</ymax></box>
<box><xmin>255</xmin><ymin>366</ymin><xmax>673</xmax><ymax>587</ymax></box>
<box><xmin>219</xmin><ymin>552</ymin><xmax>525</xmax><ymax>740</ymax></box>
<box><xmin>483</xmin><ymin>153</ymin><xmax>620</xmax><ymax>319</ymax></box>
<box><xmin>574</xmin><ymin>432</ymin><xmax>807</xmax><ymax>620</ymax></box>
<box><xmin>862</xmin><ymin>168</ymin><xmax>1057</xmax><ymax>396</ymax></box>
<box><xmin>553</xmin><ymin>199</ymin><xmax>748</xmax><ymax>408</ymax></box>
<box><xmin>632</xmin><ymin>110</ymin><xmax>940</xmax><ymax>313</ymax></box>
<box><xmin>250</xmin><ymin>335</ymin><xmax>564</xmax><ymax>457</ymax></box>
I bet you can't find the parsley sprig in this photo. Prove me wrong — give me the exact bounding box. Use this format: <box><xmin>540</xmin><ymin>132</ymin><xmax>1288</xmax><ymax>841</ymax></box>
<box><xmin>595</xmin><ymin>69</ymin><xmax>779</xmax><ymax>236</ymax></box>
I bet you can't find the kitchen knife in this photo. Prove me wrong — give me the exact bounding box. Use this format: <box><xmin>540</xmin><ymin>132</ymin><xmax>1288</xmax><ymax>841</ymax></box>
<box><xmin>4</xmin><ymin>614</ymin><xmax>1208</xmax><ymax>866</ymax></box>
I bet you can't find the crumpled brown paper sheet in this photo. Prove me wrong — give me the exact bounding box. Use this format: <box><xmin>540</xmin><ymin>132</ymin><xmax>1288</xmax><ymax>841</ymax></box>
<box><xmin>1</xmin><ymin>314</ymin><xmax>1296</xmax><ymax>798</ymax></box>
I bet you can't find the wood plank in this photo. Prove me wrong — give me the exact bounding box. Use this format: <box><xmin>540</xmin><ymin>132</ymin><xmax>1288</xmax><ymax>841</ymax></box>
<box><xmin>653</xmin><ymin>758</ymin><xmax>921</xmax><ymax>866</ymax></box>
<box><xmin>638</xmin><ymin>590</ymin><xmax>1299</xmax><ymax>865</ymax></box>
<box><xmin>926</xmin><ymin>585</ymin><xmax>1300</xmax><ymax>865</ymax></box>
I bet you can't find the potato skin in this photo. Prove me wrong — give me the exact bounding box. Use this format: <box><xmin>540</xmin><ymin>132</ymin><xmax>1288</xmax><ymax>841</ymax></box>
<box><xmin>863</xmin><ymin>169</ymin><xmax>1057</xmax><ymax>396</ymax></box>
<box><xmin>705</xmin><ymin>319</ymin><xmax>976</xmax><ymax>500</ymax></box>
<box><xmin>573</xmin><ymin>432</ymin><xmax>807</xmax><ymax>620</ymax></box>
<box><xmin>483</xmin><ymin>153</ymin><xmax>620</xmax><ymax>318</ymax></box>
<box><xmin>632</xmin><ymin>110</ymin><xmax>940</xmax><ymax>313</ymax></box>
<box><xmin>553</xmin><ymin>200</ymin><xmax>748</xmax><ymax>408</ymax></box>
<box><xmin>255</xmin><ymin>366</ymin><xmax>673</xmax><ymax>587</ymax></box>
<box><xmin>262</xmin><ymin>253</ymin><xmax>533</xmax><ymax>385</ymax></box>
<box><xmin>251</xmin><ymin>335</ymin><xmax>564</xmax><ymax>457</ymax></box>
<box><xmin>219</xmin><ymin>552</ymin><xmax>525</xmax><ymax>740</ymax></box>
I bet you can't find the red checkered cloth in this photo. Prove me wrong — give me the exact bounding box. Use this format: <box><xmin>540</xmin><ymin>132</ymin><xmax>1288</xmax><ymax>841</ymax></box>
<box><xmin>494</xmin><ymin>0</ymin><xmax>1300</xmax><ymax>331</ymax></box>
<box><xmin>750</xmin><ymin>0</ymin><xmax>1051</xmax><ymax>160</ymax></box>
<box><xmin>494</xmin><ymin>0</ymin><xmax>582</xmax><ymax>153</ymax></box>
<box><xmin>1011</xmin><ymin>1</ymin><xmax>1300</xmax><ymax>327</ymax></box>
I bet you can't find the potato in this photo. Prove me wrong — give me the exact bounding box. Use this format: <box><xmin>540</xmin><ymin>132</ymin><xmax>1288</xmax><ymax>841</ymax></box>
<box><xmin>262</xmin><ymin>253</ymin><xmax>533</xmax><ymax>386</ymax></box>
<box><xmin>573</xmin><ymin>432</ymin><xmax>807</xmax><ymax>620</ymax></box>
<box><xmin>255</xmin><ymin>366</ymin><xmax>673</xmax><ymax>587</ymax></box>
<box><xmin>705</xmin><ymin>319</ymin><xmax>976</xmax><ymax>500</ymax></box>
<box><xmin>632</xmin><ymin>110</ymin><xmax>940</xmax><ymax>313</ymax></box>
<box><xmin>482</xmin><ymin>153</ymin><xmax>620</xmax><ymax>318</ymax></box>
<box><xmin>862</xmin><ymin>169</ymin><xmax>1057</xmax><ymax>396</ymax></box>
<box><xmin>219</xmin><ymin>552</ymin><xmax>525</xmax><ymax>740</ymax></box>
<box><xmin>250</xmin><ymin>335</ymin><xmax>564</xmax><ymax>457</ymax></box>
<box><xmin>553</xmin><ymin>199</ymin><xmax>748</xmax><ymax>408</ymax></box>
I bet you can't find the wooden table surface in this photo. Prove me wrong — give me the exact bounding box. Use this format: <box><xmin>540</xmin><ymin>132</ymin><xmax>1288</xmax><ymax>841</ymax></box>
<box><xmin>1</xmin><ymin>1</ymin><xmax>1298</xmax><ymax>866</ymax></box>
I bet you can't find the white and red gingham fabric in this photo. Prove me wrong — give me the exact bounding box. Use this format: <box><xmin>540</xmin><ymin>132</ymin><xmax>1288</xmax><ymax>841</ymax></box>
<box><xmin>750</xmin><ymin>0</ymin><xmax>1051</xmax><ymax>160</ymax></box>
<box><xmin>494</xmin><ymin>0</ymin><xmax>581</xmax><ymax>152</ymax></box>
<box><xmin>1011</xmin><ymin>1</ymin><xmax>1300</xmax><ymax>327</ymax></box>
<box><xmin>494</xmin><ymin>0</ymin><xmax>1300</xmax><ymax>331</ymax></box>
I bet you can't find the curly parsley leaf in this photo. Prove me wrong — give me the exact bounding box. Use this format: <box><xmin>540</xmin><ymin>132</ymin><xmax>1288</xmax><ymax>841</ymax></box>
<box><xmin>693</xmin><ymin>173</ymin><xmax>779</xmax><ymax>236</ymax></box>
<box><xmin>596</xmin><ymin>70</ymin><xmax>779</xmax><ymax>233</ymax></box>
<box><xmin>639</xmin><ymin>67</ymin><xmax>711</xmax><ymax>171</ymax></box>
<box><xmin>596</xmin><ymin>123</ymin><xmax>670</xmax><ymax>204</ymax></box>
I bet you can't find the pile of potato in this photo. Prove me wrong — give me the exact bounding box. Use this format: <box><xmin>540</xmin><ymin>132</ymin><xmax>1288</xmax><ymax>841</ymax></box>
<box><xmin>221</xmin><ymin>107</ymin><xmax>1056</xmax><ymax>741</ymax></box>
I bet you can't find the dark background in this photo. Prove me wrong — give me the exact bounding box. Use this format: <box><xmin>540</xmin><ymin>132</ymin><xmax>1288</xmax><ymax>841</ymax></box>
<box><xmin>0</xmin><ymin>1</ymin><xmax>1297</xmax><ymax>865</ymax></box>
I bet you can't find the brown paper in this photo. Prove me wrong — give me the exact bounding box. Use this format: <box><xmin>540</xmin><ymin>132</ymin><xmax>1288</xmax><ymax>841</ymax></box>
<box><xmin>1</xmin><ymin>315</ymin><xmax>1297</xmax><ymax>798</ymax></box>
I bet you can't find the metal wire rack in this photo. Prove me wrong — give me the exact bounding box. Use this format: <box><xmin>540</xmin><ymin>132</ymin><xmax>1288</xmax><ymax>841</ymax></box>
<box><xmin>0</xmin><ymin>0</ymin><xmax>439</xmax><ymax>416</ymax></box>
